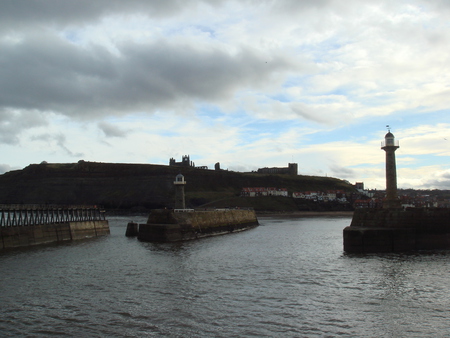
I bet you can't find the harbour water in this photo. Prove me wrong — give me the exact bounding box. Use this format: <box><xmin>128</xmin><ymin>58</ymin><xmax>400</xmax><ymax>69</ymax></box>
<box><xmin>1</xmin><ymin>215</ymin><xmax>450</xmax><ymax>337</ymax></box>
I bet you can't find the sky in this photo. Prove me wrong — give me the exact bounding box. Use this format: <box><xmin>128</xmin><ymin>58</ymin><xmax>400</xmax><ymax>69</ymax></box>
<box><xmin>1</xmin><ymin>0</ymin><xmax>449</xmax><ymax>190</ymax></box>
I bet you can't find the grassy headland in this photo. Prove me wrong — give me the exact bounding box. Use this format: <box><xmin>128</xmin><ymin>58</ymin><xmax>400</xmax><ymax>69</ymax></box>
<box><xmin>0</xmin><ymin>161</ymin><xmax>355</xmax><ymax>212</ymax></box>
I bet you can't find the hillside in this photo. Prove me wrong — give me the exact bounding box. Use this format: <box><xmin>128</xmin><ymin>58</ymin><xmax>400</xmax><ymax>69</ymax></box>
<box><xmin>0</xmin><ymin>161</ymin><xmax>356</xmax><ymax>212</ymax></box>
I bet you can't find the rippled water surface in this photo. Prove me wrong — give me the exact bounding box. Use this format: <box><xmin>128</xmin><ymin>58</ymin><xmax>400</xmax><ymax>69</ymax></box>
<box><xmin>1</xmin><ymin>215</ymin><xmax>450</xmax><ymax>337</ymax></box>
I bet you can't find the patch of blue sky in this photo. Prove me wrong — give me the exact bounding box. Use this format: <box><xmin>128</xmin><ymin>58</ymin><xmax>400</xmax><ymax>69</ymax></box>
<box><xmin>240</xmin><ymin>121</ymin><xmax>312</xmax><ymax>147</ymax></box>
<box><xmin>398</xmin><ymin>153</ymin><xmax>447</xmax><ymax>168</ymax></box>
<box><xmin>196</xmin><ymin>103</ymin><xmax>225</xmax><ymax>120</ymax></box>
<box><xmin>158</xmin><ymin>130</ymin><xmax>179</xmax><ymax>137</ymax></box>
<box><xmin>303</xmin><ymin>129</ymin><xmax>340</xmax><ymax>144</ymax></box>
<box><xmin>303</xmin><ymin>38</ymin><xmax>350</xmax><ymax>64</ymax></box>
<box><xmin>295</xmin><ymin>35</ymin><xmax>342</xmax><ymax>53</ymax></box>
<box><xmin>364</xmin><ymin>109</ymin><xmax>447</xmax><ymax>138</ymax></box>
<box><xmin>268</xmin><ymin>93</ymin><xmax>291</xmax><ymax>103</ymax></box>
<box><xmin>322</xmin><ymin>87</ymin><xmax>352</xmax><ymax>98</ymax></box>
<box><xmin>60</xmin><ymin>30</ymin><xmax>82</xmax><ymax>44</ymax></box>
<box><xmin>282</xmin><ymin>74</ymin><xmax>314</xmax><ymax>88</ymax></box>
<box><xmin>193</xmin><ymin>25</ymin><xmax>216</xmax><ymax>38</ymax></box>
<box><xmin>307</xmin><ymin>120</ymin><xmax>385</xmax><ymax>145</ymax></box>
<box><xmin>396</xmin><ymin>108</ymin><xmax>449</xmax><ymax>123</ymax></box>
<box><xmin>163</xmin><ymin>22</ymin><xmax>216</xmax><ymax>39</ymax></box>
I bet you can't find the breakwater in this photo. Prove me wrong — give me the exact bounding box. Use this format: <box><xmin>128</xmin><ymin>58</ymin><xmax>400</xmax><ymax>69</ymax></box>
<box><xmin>343</xmin><ymin>208</ymin><xmax>450</xmax><ymax>253</ymax></box>
<box><xmin>0</xmin><ymin>205</ymin><xmax>109</xmax><ymax>250</ymax></box>
<box><xmin>135</xmin><ymin>209</ymin><xmax>259</xmax><ymax>242</ymax></box>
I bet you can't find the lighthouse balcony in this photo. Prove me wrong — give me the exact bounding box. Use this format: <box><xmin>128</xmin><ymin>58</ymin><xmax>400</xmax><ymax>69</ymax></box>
<box><xmin>381</xmin><ymin>140</ymin><xmax>399</xmax><ymax>148</ymax></box>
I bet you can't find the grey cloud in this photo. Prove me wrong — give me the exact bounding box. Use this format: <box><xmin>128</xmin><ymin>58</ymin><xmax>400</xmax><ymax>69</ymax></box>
<box><xmin>0</xmin><ymin>109</ymin><xmax>48</xmax><ymax>144</ymax></box>
<box><xmin>272</xmin><ymin>0</ymin><xmax>334</xmax><ymax>12</ymax></box>
<box><xmin>0</xmin><ymin>0</ymin><xmax>215</xmax><ymax>32</ymax></box>
<box><xmin>0</xmin><ymin>0</ymin><xmax>360</xmax><ymax>34</ymax></box>
<box><xmin>0</xmin><ymin>164</ymin><xmax>13</xmax><ymax>174</ymax></box>
<box><xmin>420</xmin><ymin>171</ymin><xmax>450</xmax><ymax>189</ymax></box>
<box><xmin>30</xmin><ymin>133</ymin><xmax>84</xmax><ymax>158</ymax></box>
<box><xmin>0</xmin><ymin>34</ymin><xmax>294</xmax><ymax>119</ymax></box>
<box><xmin>54</xmin><ymin>134</ymin><xmax>84</xmax><ymax>157</ymax></box>
<box><xmin>421</xmin><ymin>0</ymin><xmax>450</xmax><ymax>13</ymax></box>
<box><xmin>30</xmin><ymin>133</ymin><xmax>54</xmax><ymax>142</ymax></box>
<box><xmin>98</xmin><ymin>122</ymin><xmax>127</xmax><ymax>138</ymax></box>
<box><xmin>329</xmin><ymin>165</ymin><xmax>355</xmax><ymax>179</ymax></box>
<box><xmin>0</xmin><ymin>32</ymin><xmax>115</xmax><ymax>115</ymax></box>
<box><xmin>420</xmin><ymin>180</ymin><xmax>450</xmax><ymax>189</ymax></box>
<box><xmin>290</xmin><ymin>103</ymin><xmax>330</xmax><ymax>124</ymax></box>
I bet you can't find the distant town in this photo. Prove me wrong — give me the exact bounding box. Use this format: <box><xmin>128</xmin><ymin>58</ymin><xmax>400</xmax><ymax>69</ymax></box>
<box><xmin>169</xmin><ymin>155</ymin><xmax>450</xmax><ymax>209</ymax></box>
<box><xmin>240</xmin><ymin>185</ymin><xmax>450</xmax><ymax>209</ymax></box>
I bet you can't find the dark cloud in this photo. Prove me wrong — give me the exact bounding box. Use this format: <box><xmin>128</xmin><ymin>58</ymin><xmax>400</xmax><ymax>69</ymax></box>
<box><xmin>0</xmin><ymin>0</ymin><xmax>297</xmax><ymax>145</ymax></box>
<box><xmin>0</xmin><ymin>0</ymin><xmax>355</xmax><ymax>35</ymax></box>
<box><xmin>0</xmin><ymin>34</ymin><xmax>294</xmax><ymax>119</ymax></box>
<box><xmin>0</xmin><ymin>0</ymin><xmax>220</xmax><ymax>32</ymax></box>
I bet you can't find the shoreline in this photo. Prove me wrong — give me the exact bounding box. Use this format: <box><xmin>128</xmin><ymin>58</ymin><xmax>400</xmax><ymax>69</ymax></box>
<box><xmin>108</xmin><ymin>210</ymin><xmax>355</xmax><ymax>218</ymax></box>
<box><xmin>256</xmin><ymin>211</ymin><xmax>354</xmax><ymax>218</ymax></box>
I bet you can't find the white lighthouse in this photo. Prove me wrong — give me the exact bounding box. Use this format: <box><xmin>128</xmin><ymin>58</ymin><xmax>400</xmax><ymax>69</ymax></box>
<box><xmin>174</xmin><ymin>174</ymin><xmax>186</xmax><ymax>209</ymax></box>
<box><xmin>381</xmin><ymin>129</ymin><xmax>401</xmax><ymax>208</ymax></box>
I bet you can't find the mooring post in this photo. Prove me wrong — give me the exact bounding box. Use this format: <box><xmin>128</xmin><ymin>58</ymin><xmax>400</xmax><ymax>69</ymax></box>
<box><xmin>125</xmin><ymin>222</ymin><xmax>139</xmax><ymax>236</ymax></box>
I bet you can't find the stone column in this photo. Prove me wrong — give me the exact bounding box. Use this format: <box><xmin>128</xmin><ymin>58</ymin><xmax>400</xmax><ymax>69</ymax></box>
<box><xmin>381</xmin><ymin>132</ymin><xmax>401</xmax><ymax>208</ymax></box>
<box><xmin>174</xmin><ymin>174</ymin><xmax>186</xmax><ymax>209</ymax></box>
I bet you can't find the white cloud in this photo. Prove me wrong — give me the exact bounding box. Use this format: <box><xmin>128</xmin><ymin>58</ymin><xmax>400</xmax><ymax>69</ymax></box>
<box><xmin>0</xmin><ymin>0</ymin><xmax>449</xmax><ymax>190</ymax></box>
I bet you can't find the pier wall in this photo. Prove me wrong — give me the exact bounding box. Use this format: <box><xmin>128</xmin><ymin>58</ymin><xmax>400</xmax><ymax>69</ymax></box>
<box><xmin>0</xmin><ymin>220</ymin><xmax>109</xmax><ymax>249</ymax></box>
<box><xmin>0</xmin><ymin>206</ymin><xmax>109</xmax><ymax>250</ymax></box>
<box><xmin>343</xmin><ymin>208</ymin><xmax>450</xmax><ymax>253</ymax></box>
<box><xmin>0</xmin><ymin>220</ymin><xmax>109</xmax><ymax>250</ymax></box>
<box><xmin>138</xmin><ymin>209</ymin><xmax>259</xmax><ymax>242</ymax></box>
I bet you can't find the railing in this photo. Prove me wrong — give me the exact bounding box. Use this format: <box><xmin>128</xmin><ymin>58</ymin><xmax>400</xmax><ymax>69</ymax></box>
<box><xmin>174</xmin><ymin>209</ymin><xmax>195</xmax><ymax>212</ymax></box>
<box><xmin>381</xmin><ymin>140</ymin><xmax>399</xmax><ymax>147</ymax></box>
<box><xmin>0</xmin><ymin>206</ymin><xmax>106</xmax><ymax>228</ymax></box>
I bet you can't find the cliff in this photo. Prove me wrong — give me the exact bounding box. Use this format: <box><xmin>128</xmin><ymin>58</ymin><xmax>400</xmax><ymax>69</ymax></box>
<box><xmin>0</xmin><ymin>161</ymin><xmax>355</xmax><ymax>211</ymax></box>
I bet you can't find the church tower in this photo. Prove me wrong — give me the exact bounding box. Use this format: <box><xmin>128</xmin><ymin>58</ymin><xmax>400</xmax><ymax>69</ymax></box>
<box><xmin>174</xmin><ymin>174</ymin><xmax>186</xmax><ymax>209</ymax></box>
<box><xmin>381</xmin><ymin>129</ymin><xmax>400</xmax><ymax>208</ymax></box>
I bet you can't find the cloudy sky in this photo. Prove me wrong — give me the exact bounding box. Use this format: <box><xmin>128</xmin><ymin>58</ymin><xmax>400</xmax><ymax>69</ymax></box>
<box><xmin>1</xmin><ymin>0</ymin><xmax>449</xmax><ymax>189</ymax></box>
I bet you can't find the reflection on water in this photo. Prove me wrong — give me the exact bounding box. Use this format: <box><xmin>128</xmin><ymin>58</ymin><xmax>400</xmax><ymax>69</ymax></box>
<box><xmin>1</xmin><ymin>215</ymin><xmax>449</xmax><ymax>337</ymax></box>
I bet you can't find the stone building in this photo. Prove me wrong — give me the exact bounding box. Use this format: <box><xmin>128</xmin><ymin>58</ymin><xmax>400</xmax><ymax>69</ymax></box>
<box><xmin>257</xmin><ymin>163</ymin><xmax>298</xmax><ymax>176</ymax></box>
<box><xmin>169</xmin><ymin>155</ymin><xmax>195</xmax><ymax>168</ymax></box>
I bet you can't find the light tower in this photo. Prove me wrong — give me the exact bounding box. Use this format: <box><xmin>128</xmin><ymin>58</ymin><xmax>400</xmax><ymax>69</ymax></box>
<box><xmin>174</xmin><ymin>173</ymin><xmax>186</xmax><ymax>209</ymax></box>
<box><xmin>381</xmin><ymin>128</ymin><xmax>401</xmax><ymax>208</ymax></box>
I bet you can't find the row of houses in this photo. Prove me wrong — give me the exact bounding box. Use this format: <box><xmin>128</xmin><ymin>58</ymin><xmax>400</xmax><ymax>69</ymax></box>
<box><xmin>292</xmin><ymin>190</ymin><xmax>348</xmax><ymax>203</ymax></box>
<box><xmin>241</xmin><ymin>187</ymin><xmax>288</xmax><ymax>197</ymax></box>
<box><xmin>241</xmin><ymin>188</ymin><xmax>348</xmax><ymax>202</ymax></box>
<box><xmin>241</xmin><ymin>186</ymin><xmax>450</xmax><ymax>209</ymax></box>
<box><xmin>354</xmin><ymin>197</ymin><xmax>450</xmax><ymax>209</ymax></box>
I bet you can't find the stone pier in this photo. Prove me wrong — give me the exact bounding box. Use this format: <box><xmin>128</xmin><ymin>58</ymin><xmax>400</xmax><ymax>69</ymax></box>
<box><xmin>138</xmin><ymin>209</ymin><xmax>259</xmax><ymax>242</ymax></box>
<box><xmin>343</xmin><ymin>208</ymin><xmax>450</xmax><ymax>253</ymax></box>
<box><xmin>0</xmin><ymin>206</ymin><xmax>109</xmax><ymax>250</ymax></box>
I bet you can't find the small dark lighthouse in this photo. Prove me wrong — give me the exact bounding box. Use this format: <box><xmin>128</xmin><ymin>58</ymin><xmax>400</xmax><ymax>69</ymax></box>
<box><xmin>381</xmin><ymin>128</ymin><xmax>400</xmax><ymax>208</ymax></box>
<box><xmin>174</xmin><ymin>173</ymin><xmax>186</xmax><ymax>209</ymax></box>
